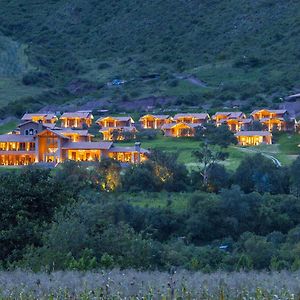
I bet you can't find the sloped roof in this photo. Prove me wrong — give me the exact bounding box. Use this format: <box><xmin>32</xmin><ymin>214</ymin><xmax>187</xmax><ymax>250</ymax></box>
<box><xmin>139</xmin><ymin>114</ymin><xmax>171</xmax><ymax>121</ymax></box>
<box><xmin>99</xmin><ymin>126</ymin><xmax>137</xmax><ymax>132</ymax></box>
<box><xmin>37</xmin><ymin>128</ymin><xmax>70</xmax><ymax>139</ymax></box>
<box><xmin>259</xmin><ymin>117</ymin><xmax>285</xmax><ymax>122</ymax></box>
<box><xmin>18</xmin><ymin>120</ymin><xmax>56</xmax><ymax>129</ymax></box>
<box><xmin>96</xmin><ymin>116</ymin><xmax>134</xmax><ymax>123</ymax></box>
<box><xmin>62</xmin><ymin>141</ymin><xmax>113</xmax><ymax>150</ymax></box>
<box><xmin>0</xmin><ymin>134</ymin><xmax>35</xmax><ymax>142</ymax></box>
<box><xmin>173</xmin><ymin>113</ymin><xmax>209</xmax><ymax>120</ymax></box>
<box><xmin>241</xmin><ymin>118</ymin><xmax>253</xmax><ymax>124</ymax></box>
<box><xmin>251</xmin><ymin>109</ymin><xmax>287</xmax><ymax>115</ymax></box>
<box><xmin>21</xmin><ymin>113</ymin><xmax>57</xmax><ymax>121</ymax></box>
<box><xmin>212</xmin><ymin>112</ymin><xmax>245</xmax><ymax>119</ymax></box>
<box><xmin>60</xmin><ymin>111</ymin><xmax>93</xmax><ymax>119</ymax></box>
<box><xmin>108</xmin><ymin>146</ymin><xmax>149</xmax><ymax>154</ymax></box>
<box><xmin>53</xmin><ymin>128</ymin><xmax>90</xmax><ymax>136</ymax></box>
<box><xmin>161</xmin><ymin>122</ymin><xmax>202</xmax><ymax>130</ymax></box>
<box><xmin>235</xmin><ymin>131</ymin><xmax>272</xmax><ymax>137</ymax></box>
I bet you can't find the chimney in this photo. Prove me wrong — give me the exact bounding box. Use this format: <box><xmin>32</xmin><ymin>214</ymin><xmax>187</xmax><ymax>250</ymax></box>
<box><xmin>135</xmin><ymin>142</ymin><xmax>141</xmax><ymax>163</ymax></box>
<box><xmin>38</xmin><ymin>119</ymin><xmax>44</xmax><ymax>133</ymax></box>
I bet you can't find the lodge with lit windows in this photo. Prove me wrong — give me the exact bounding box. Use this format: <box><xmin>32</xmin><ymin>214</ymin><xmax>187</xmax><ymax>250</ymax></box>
<box><xmin>0</xmin><ymin>107</ymin><xmax>297</xmax><ymax>165</ymax></box>
<box><xmin>0</xmin><ymin>113</ymin><xmax>148</xmax><ymax>166</ymax></box>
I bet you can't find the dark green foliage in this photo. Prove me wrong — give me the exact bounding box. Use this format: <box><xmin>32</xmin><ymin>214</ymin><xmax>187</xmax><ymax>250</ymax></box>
<box><xmin>122</xmin><ymin>150</ymin><xmax>189</xmax><ymax>192</ymax></box>
<box><xmin>195</xmin><ymin>123</ymin><xmax>237</xmax><ymax>148</ymax></box>
<box><xmin>1</xmin><ymin>156</ymin><xmax>300</xmax><ymax>272</ymax></box>
<box><xmin>234</xmin><ymin>153</ymin><xmax>290</xmax><ymax>194</ymax></box>
<box><xmin>0</xmin><ymin>0</ymin><xmax>299</xmax><ymax>112</ymax></box>
<box><xmin>0</xmin><ymin>167</ymin><xmax>72</xmax><ymax>263</ymax></box>
<box><xmin>290</xmin><ymin>156</ymin><xmax>300</xmax><ymax>198</ymax></box>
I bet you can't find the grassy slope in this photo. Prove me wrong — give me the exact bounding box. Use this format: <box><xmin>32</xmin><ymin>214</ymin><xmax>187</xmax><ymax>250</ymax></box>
<box><xmin>0</xmin><ymin>0</ymin><xmax>298</xmax><ymax>113</ymax></box>
<box><xmin>119</xmin><ymin>132</ymin><xmax>299</xmax><ymax>170</ymax></box>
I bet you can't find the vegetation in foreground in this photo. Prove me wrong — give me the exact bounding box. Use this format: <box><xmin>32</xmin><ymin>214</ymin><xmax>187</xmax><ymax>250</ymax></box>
<box><xmin>0</xmin><ymin>148</ymin><xmax>299</xmax><ymax>273</ymax></box>
<box><xmin>0</xmin><ymin>270</ymin><xmax>299</xmax><ymax>299</ymax></box>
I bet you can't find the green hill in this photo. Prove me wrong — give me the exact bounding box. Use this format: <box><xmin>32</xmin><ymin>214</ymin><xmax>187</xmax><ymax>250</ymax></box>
<box><xmin>0</xmin><ymin>0</ymin><xmax>299</xmax><ymax>116</ymax></box>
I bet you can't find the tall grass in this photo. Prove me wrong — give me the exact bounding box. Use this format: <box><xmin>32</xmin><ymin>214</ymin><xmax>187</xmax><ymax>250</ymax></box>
<box><xmin>0</xmin><ymin>270</ymin><xmax>299</xmax><ymax>299</ymax></box>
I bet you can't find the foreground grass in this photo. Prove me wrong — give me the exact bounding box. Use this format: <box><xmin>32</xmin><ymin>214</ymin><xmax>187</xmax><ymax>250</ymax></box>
<box><xmin>0</xmin><ymin>270</ymin><xmax>299</xmax><ymax>299</ymax></box>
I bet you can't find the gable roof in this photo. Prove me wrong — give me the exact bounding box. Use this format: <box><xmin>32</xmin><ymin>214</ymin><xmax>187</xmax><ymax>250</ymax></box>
<box><xmin>161</xmin><ymin>122</ymin><xmax>202</xmax><ymax>130</ymax></box>
<box><xmin>212</xmin><ymin>112</ymin><xmax>245</xmax><ymax>119</ymax></box>
<box><xmin>18</xmin><ymin>120</ymin><xmax>56</xmax><ymax>129</ymax></box>
<box><xmin>21</xmin><ymin>113</ymin><xmax>57</xmax><ymax>121</ymax></box>
<box><xmin>173</xmin><ymin>113</ymin><xmax>209</xmax><ymax>120</ymax></box>
<box><xmin>96</xmin><ymin>116</ymin><xmax>134</xmax><ymax>123</ymax></box>
<box><xmin>0</xmin><ymin>134</ymin><xmax>35</xmax><ymax>142</ymax></box>
<box><xmin>60</xmin><ymin>111</ymin><xmax>93</xmax><ymax>119</ymax></box>
<box><xmin>235</xmin><ymin>131</ymin><xmax>272</xmax><ymax>137</ymax></box>
<box><xmin>251</xmin><ymin>109</ymin><xmax>287</xmax><ymax>115</ymax></box>
<box><xmin>108</xmin><ymin>146</ymin><xmax>150</xmax><ymax>154</ymax></box>
<box><xmin>62</xmin><ymin>141</ymin><xmax>113</xmax><ymax>150</ymax></box>
<box><xmin>52</xmin><ymin>128</ymin><xmax>90</xmax><ymax>136</ymax></box>
<box><xmin>36</xmin><ymin>128</ymin><xmax>70</xmax><ymax>139</ymax></box>
<box><xmin>139</xmin><ymin>114</ymin><xmax>171</xmax><ymax>121</ymax></box>
<box><xmin>99</xmin><ymin>126</ymin><xmax>137</xmax><ymax>132</ymax></box>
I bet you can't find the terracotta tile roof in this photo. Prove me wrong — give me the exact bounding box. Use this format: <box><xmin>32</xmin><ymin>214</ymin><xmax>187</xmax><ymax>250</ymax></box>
<box><xmin>173</xmin><ymin>113</ymin><xmax>209</xmax><ymax>120</ymax></box>
<box><xmin>0</xmin><ymin>134</ymin><xmax>35</xmax><ymax>142</ymax></box>
<box><xmin>235</xmin><ymin>131</ymin><xmax>272</xmax><ymax>137</ymax></box>
<box><xmin>60</xmin><ymin>111</ymin><xmax>93</xmax><ymax>119</ymax></box>
<box><xmin>62</xmin><ymin>141</ymin><xmax>113</xmax><ymax>150</ymax></box>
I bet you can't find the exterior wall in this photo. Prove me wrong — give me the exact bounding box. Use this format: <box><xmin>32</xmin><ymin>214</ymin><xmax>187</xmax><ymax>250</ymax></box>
<box><xmin>61</xmin><ymin>118</ymin><xmax>92</xmax><ymax>128</ymax></box>
<box><xmin>163</xmin><ymin>124</ymin><xmax>195</xmax><ymax>137</ymax></box>
<box><xmin>0</xmin><ymin>153</ymin><xmax>35</xmax><ymax>165</ymax></box>
<box><xmin>65</xmin><ymin>149</ymin><xmax>101</xmax><ymax>162</ymax></box>
<box><xmin>100</xmin><ymin>128</ymin><xmax>136</xmax><ymax>141</ymax></box>
<box><xmin>140</xmin><ymin>117</ymin><xmax>171</xmax><ymax>129</ymax></box>
<box><xmin>19</xmin><ymin>122</ymin><xmax>43</xmax><ymax>135</ymax></box>
<box><xmin>108</xmin><ymin>151</ymin><xmax>147</xmax><ymax>163</ymax></box>
<box><xmin>237</xmin><ymin>135</ymin><xmax>272</xmax><ymax>146</ymax></box>
<box><xmin>98</xmin><ymin>119</ymin><xmax>132</xmax><ymax>128</ymax></box>
<box><xmin>37</xmin><ymin>133</ymin><xmax>63</xmax><ymax>163</ymax></box>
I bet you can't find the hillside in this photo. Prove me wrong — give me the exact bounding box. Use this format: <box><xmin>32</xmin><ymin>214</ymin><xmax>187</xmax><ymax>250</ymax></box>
<box><xmin>0</xmin><ymin>0</ymin><xmax>299</xmax><ymax>117</ymax></box>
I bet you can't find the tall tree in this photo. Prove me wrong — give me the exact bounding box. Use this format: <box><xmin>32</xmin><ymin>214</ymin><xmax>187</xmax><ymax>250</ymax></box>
<box><xmin>193</xmin><ymin>143</ymin><xmax>228</xmax><ymax>189</ymax></box>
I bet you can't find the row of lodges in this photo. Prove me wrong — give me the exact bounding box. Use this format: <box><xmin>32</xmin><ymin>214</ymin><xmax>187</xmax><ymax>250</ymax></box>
<box><xmin>17</xmin><ymin>109</ymin><xmax>297</xmax><ymax>147</ymax></box>
<box><xmin>0</xmin><ymin>117</ymin><xmax>149</xmax><ymax>166</ymax></box>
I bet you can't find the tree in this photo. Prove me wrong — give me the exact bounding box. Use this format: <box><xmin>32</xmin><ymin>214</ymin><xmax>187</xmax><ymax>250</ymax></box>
<box><xmin>122</xmin><ymin>150</ymin><xmax>189</xmax><ymax>192</ymax></box>
<box><xmin>195</xmin><ymin>123</ymin><xmax>237</xmax><ymax>148</ymax></box>
<box><xmin>0</xmin><ymin>166</ymin><xmax>72</xmax><ymax>263</ymax></box>
<box><xmin>234</xmin><ymin>153</ymin><xmax>289</xmax><ymax>194</ymax></box>
<box><xmin>290</xmin><ymin>156</ymin><xmax>300</xmax><ymax>198</ymax></box>
<box><xmin>92</xmin><ymin>158</ymin><xmax>122</xmax><ymax>191</ymax></box>
<box><xmin>193</xmin><ymin>143</ymin><xmax>228</xmax><ymax>189</ymax></box>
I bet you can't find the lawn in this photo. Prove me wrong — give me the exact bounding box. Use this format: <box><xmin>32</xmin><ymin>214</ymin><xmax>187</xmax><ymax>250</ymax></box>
<box><xmin>119</xmin><ymin>132</ymin><xmax>299</xmax><ymax>170</ymax></box>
